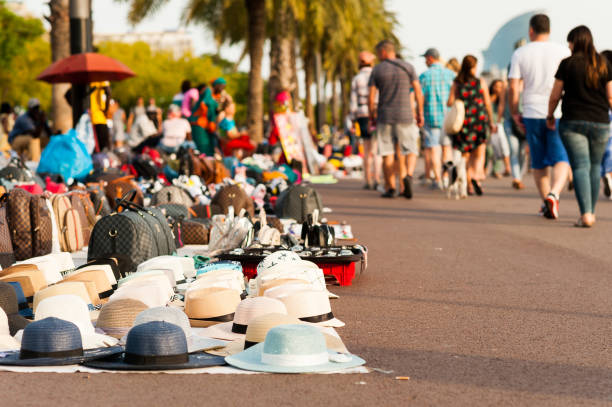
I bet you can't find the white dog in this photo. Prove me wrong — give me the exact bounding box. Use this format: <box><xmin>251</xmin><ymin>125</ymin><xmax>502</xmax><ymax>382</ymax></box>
<box><xmin>443</xmin><ymin>150</ymin><xmax>467</xmax><ymax>200</ymax></box>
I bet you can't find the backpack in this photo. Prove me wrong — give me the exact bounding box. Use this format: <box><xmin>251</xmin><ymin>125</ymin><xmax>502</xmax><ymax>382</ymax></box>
<box><xmin>275</xmin><ymin>185</ymin><xmax>323</xmax><ymax>223</ymax></box>
<box><xmin>151</xmin><ymin>185</ymin><xmax>193</xmax><ymax>207</ymax></box>
<box><xmin>210</xmin><ymin>184</ymin><xmax>255</xmax><ymax>218</ymax></box>
<box><xmin>50</xmin><ymin>194</ymin><xmax>84</xmax><ymax>253</ymax></box>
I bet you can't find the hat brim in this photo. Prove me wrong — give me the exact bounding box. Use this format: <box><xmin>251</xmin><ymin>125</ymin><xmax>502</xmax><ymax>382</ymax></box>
<box><xmin>83</xmin><ymin>352</ymin><xmax>226</xmax><ymax>371</ymax></box>
<box><xmin>7</xmin><ymin>314</ymin><xmax>30</xmax><ymax>336</ymax></box>
<box><xmin>205</xmin><ymin>338</ymin><xmax>245</xmax><ymax>357</ymax></box>
<box><xmin>0</xmin><ymin>335</ymin><xmax>20</xmax><ymax>351</ymax></box>
<box><xmin>189</xmin><ymin>318</ymin><xmax>226</xmax><ymax>328</ymax></box>
<box><xmin>82</xmin><ymin>333</ymin><xmax>119</xmax><ymax>349</ymax></box>
<box><xmin>187</xmin><ymin>334</ymin><xmax>227</xmax><ymax>353</ymax></box>
<box><xmin>225</xmin><ymin>344</ymin><xmax>365</xmax><ymax>373</ymax></box>
<box><xmin>18</xmin><ymin>308</ymin><xmax>34</xmax><ymax>319</ymax></box>
<box><xmin>197</xmin><ymin>322</ymin><xmax>244</xmax><ymax>341</ymax></box>
<box><xmin>307</xmin><ymin>317</ymin><xmax>345</xmax><ymax>328</ymax></box>
<box><xmin>0</xmin><ymin>346</ymin><xmax>123</xmax><ymax>366</ymax></box>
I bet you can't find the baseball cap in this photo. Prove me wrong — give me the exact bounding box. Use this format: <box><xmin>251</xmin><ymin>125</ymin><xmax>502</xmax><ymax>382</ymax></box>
<box><xmin>421</xmin><ymin>48</ymin><xmax>440</xmax><ymax>59</ymax></box>
<box><xmin>27</xmin><ymin>98</ymin><xmax>40</xmax><ymax>109</ymax></box>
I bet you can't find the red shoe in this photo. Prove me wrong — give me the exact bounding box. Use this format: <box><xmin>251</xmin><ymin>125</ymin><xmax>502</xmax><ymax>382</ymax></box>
<box><xmin>545</xmin><ymin>193</ymin><xmax>559</xmax><ymax>219</ymax></box>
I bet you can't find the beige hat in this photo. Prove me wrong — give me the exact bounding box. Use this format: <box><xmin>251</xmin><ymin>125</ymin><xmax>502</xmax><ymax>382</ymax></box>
<box><xmin>58</xmin><ymin>279</ymin><xmax>101</xmax><ymax>306</ymax></box>
<box><xmin>0</xmin><ymin>270</ymin><xmax>48</xmax><ymax>301</ymax></box>
<box><xmin>137</xmin><ymin>255</ymin><xmax>195</xmax><ymax>279</ymax></box>
<box><xmin>108</xmin><ymin>279</ymin><xmax>172</xmax><ymax>308</ymax></box>
<box><xmin>33</xmin><ymin>281</ymin><xmax>94</xmax><ymax>313</ymax></box>
<box><xmin>0</xmin><ymin>264</ymin><xmax>40</xmax><ymax>278</ymax></box>
<box><xmin>95</xmin><ymin>299</ymin><xmax>149</xmax><ymax>339</ymax></box>
<box><xmin>185</xmin><ymin>287</ymin><xmax>241</xmax><ymax>328</ymax></box>
<box><xmin>16</xmin><ymin>252</ymin><xmax>74</xmax><ymax>284</ymax></box>
<box><xmin>273</xmin><ymin>289</ymin><xmax>345</xmax><ymax>328</ymax></box>
<box><xmin>118</xmin><ymin>271</ymin><xmax>174</xmax><ymax>296</ymax></box>
<box><xmin>0</xmin><ymin>307</ymin><xmax>20</xmax><ymax>351</ymax></box>
<box><xmin>190</xmin><ymin>269</ymin><xmax>245</xmax><ymax>293</ymax></box>
<box><xmin>258</xmin><ymin>279</ymin><xmax>311</xmax><ymax>297</ymax></box>
<box><xmin>74</xmin><ymin>264</ymin><xmax>118</xmax><ymax>289</ymax></box>
<box><xmin>199</xmin><ymin>297</ymin><xmax>287</xmax><ymax>341</ymax></box>
<box><xmin>63</xmin><ymin>269</ymin><xmax>114</xmax><ymax>299</ymax></box>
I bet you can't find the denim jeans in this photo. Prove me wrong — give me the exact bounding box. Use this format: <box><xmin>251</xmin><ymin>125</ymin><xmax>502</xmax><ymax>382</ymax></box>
<box><xmin>559</xmin><ymin>120</ymin><xmax>610</xmax><ymax>215</ymax></box>
<box><xmin>503</xmin><ymin>120</ymin><xmax>527</xmax><ymax>180</ymax></box>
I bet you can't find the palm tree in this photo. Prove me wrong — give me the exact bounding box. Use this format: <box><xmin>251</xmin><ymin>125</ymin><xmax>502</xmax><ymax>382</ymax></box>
<box><xmin>47</xmin><ymin>0</ymin><xmax>72</xmax><ymax>133</ymax></box>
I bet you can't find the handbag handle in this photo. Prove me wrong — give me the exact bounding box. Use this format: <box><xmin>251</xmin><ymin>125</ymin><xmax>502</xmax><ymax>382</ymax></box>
<box><xmin>114</xmin><ymin>189</ymin><xmax>146</xmax><ymax>212</ymax></box>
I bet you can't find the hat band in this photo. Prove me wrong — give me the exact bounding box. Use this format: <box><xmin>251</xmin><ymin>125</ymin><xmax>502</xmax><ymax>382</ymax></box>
<box><xmin>124</xmin><ymin>352</ymin><xmax>189</xmax><ymax>366</ymax></box>
<box><xmin>176</xmin><ymin>279</ymin><xmax>186</xmax><ymax>285</ymax></box>
<box><xmin>19</xmin><ymin>347</ymin><xmax>84</xmax><ymax>360</ymax></box>
<box><xmin>99</xmin><ymin>288</ymin><xmax>114</xmax><ymax>299</ymax></box>
<box><xmin>26</xmin><ymin>296</ymin><xmax>33</xmax><ymax>303</ymax></box>
<box><xmin>244</xmin><ymin>340</ymin><xmax>258</xmax><ymax>349</ymax></box>
<box><xmin>18</xmin><ymin>303</ymin><xmax>29</xmax><ymax>311</ymax></box>
<box><xmin>261</xmin><ymin>351</ymin><xmax>328</xmax><ymax>367</ymax></box>
<box><xmin>189</xmin><ymin>313</ymin><xmax>234</xmax><ymax>323</ymax></box>
<box><xmin>231</xmin><ymin>323</ymin><xmax>247</xmax><ymax>334</ymax></box>
<box><xmin>299</xmin><ymin>312</ymin><xmax>334</xmax><ymax>324</ymax></box>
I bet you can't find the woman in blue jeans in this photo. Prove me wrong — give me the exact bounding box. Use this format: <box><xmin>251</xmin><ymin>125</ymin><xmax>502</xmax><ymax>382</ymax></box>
<box><xmin>547</xmin><ymin>26</ymin><xmax>612</xmax><ymax>227</ymax></box>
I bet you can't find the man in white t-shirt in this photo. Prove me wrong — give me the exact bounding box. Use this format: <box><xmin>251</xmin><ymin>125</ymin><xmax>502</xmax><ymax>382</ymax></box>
<box><xmin>509</xmin><ymin>14</ymin><xmax>571</xmax><ymax>220</ymax></box>
<box><xmin>160</xmin><ymin>104</ymin><xmax>191</xmax><ymax>153</ymax></box>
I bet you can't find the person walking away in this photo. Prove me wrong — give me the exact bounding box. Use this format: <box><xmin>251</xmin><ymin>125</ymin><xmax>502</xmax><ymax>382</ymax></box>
<box><xmin>547</xmin><ymin>26</ymin><xmax>612</xmax><ymax>227</ymax></box>
<box><xmin>159</xmin><ymin>104</ymin><xmax>192</xmax><ymax>154</ymax></box>
<box><xmin>350</xmin><ymin>51</ymin><xmax>380</xmax><ymax>190</ymax></box>
<box><xmin>419</xmin><ymin>48</ymin><xmax>455</xmax><ymax>189</ymax></box>
<box><xmin>599</xmin><ymin>50</ymin><xmax>612</xmax><ymax>199</ymax></box>
<box><xmin>368</xmin><ymin>40</ymin><xmax>424</xmax><ymax>199</ymax></box>
<box><xmin>509</xmin><ymin>14</ymin><xmax>571</xmax><ymax>218</ymax></box>
<box><xmin>447</xmin><ymin>55</ymin><xmax>496</xmax><ymax>196</ymax></box>
<box><xmin>9</xmin><ymin>98</ymin><xmax>50</xmax><ymax>161</ymax></box>
<box><xmin>446</xmin><ymin>58</ymin><xmax>460</xmax><ymax>74</ymax></box>
<box><xmin>0</xmin><ymin>102</ymin><xmax>15</xmax><ymax>154</ymax></box>
<box><xmin>488</xmin><ymin>80</ymin><xmax>512</xmax><ymax>179</ymax></box>
<box><xmin>181</xmin><ymin>80</ymin><xmax>199</xmax><ymax>118</ymax></box>
<box><xmin>90</xmin><ymin>81</ymin><xmax>111</xmax><ymax>151</ymax></box>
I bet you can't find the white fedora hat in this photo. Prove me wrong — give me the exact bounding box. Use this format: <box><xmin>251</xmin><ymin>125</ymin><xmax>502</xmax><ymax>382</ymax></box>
<box><xmin>128</xmin><ymin>307</ymin><xmax>226</xmax><ymax>353</ymax></box>
<box><xmin>109</xmin><ymin>280</ymin><xmax>172</xmax><ymax>308</ymax></box>
<box><xmin>0</xmin><ymin>307</ymin><xmax>20</xmax><ymax>351</ymax></box>
<box><xmin>34</xmin><ymin>295</ymin><xmax>118</xmax><ymax>349</ymax></box>
<box><xmin>256</xmin><ymin>250</ymin><xmax>301</xmax><ymax>274</ymax></box>
<box><xmin>119</xmin><ymin>271</ymin><xmax>175</xmax><ymax>293</ymax></box>
<box><xmin>33</xmin><ymin>282</ymin><xmax>95</xmax><ymax>313</ymax></box>
<box><xmin>271</xmin><ymin>288</ymin><xmax>344</xmax><ymax>328</ymax></box>
<box><xmin>17</xmin><ymin>252</ymin><xmax>74</xmax><ymax>283</ymax></box>
<box><xmin>257</xmin><ymin>259</ymin><xmax>326</xmax><ymax>294</ymax></box>
<box><xmin>187</xmin><ymin>269</ymin><xmax>245</xmax><ymax>295</ymax></box>
<box><xmin>137</xmin><ymin>256</ymin><xmax>194</xmax><ymax>280</ymax></box>
<box><xmin>199</xmin><ymin>297</ymin><xmax>287</xmax><ymax>341</ymax></box>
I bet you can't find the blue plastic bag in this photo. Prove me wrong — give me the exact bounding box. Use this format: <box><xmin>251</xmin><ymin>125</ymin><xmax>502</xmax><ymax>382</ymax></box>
<box><xmin>37</xmin><ymin>129</ymin><xmax>93</xmax><ymax>183</ymax></box>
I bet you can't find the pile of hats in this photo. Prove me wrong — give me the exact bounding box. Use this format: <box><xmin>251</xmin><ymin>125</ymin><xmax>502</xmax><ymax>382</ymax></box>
<box><xmin>0</xmin><ymin>251</ymin><xmax>365</xmax><ymax>373</ymax></box>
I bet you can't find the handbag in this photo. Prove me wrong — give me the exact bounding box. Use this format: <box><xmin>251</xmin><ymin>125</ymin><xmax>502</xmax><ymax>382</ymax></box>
<box><xmin>443</xmin><ymin>100</ymin><xmax>465</xmax><ymax>135</ymax></box>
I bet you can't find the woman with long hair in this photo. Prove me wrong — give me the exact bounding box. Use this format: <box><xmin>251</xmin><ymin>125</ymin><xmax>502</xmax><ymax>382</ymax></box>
<box><xmin>547</xmin><ymin>26</ymin><xmax>612</xmax><ymax>227</ymax></box>
<box><xmin>447</xmin><ymin>55</ymin><xmax>496</xmax><ymax>195</ymax></box>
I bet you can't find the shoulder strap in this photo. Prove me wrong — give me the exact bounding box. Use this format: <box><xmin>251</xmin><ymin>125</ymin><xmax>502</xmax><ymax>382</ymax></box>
<box><xmin>383</xmin><ymin>59</ymin><xmax>413</xmax><ymax>80</ymax></box>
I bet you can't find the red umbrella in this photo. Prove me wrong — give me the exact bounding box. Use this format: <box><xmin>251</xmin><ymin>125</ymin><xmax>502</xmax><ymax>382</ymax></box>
<box><xmin>37</xmin><ymin>52</ymin><xmax>135</xmax><ymax>84</ymax></box>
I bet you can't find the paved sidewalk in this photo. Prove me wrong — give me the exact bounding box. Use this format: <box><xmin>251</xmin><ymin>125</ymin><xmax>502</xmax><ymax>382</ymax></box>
<box><xmin>1</xmin><ymin>176</ymin><xmax>611</xmax><ymax>406</ymax></box>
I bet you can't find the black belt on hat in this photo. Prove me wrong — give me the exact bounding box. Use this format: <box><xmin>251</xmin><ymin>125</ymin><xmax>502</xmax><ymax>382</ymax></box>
<box><xmin>299</xmin><ymin>312</ymin><xmax>334</xmax><ymax>324</ymax></box>
<box><xmin>99</xmin><ymin>289</ymin><xmax>114</xmax><ymax>299</ymax></box>
<box><xmin>112</xmin><ymin>284</ymin><xmax>118</xmax><ymax>290</ymax></box>
<box><xmin>124</xmin><ymin>352</ymin><xmax>189</xmax><ymax>366</ymax></box>
<box><xmin>19</xmin><ymin>347</ymin><xmax>83</xmax><ymax>360</ymax></box>
<box><xmin>176</xmin><ymin>279</ymin><xmax>186</xmax><ymax>286</ymax></box>
<box><xmin>189</xmin><ymin>313</ymin><xmax>235</xmax><ymax>323</ymax></box>
<box><xmin>26</xmin><ymin>296</ymin><xmax>33</xmax><ymax>303</ymax></box>
<box><xmin>244</xmin><ymin>340</ymin><xmax>258</xmax><ymax>349</ymax></box>
<box><xmin>18</xmin><ymin>302</ymin><xmax>29</xmax><ymax>311</ymax></box>
<box><xmin>231</xmin><ymin>323</ymin><xmax>247</xmax><ymax>334</ymax></box>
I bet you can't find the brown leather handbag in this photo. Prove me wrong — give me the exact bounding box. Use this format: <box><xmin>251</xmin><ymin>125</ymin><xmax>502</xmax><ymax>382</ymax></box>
<box><xmin>29</xmin><ymin>195</ymin><xmax>53</xmax><ymax>257</ymax></box>
<box><xmin>51</xmin><ymin>194</ymin><xmax>84</xmax><ymax>253</ymax></box>
<box><xmin>105</xmin><ymin>176</ymin><xmax>143</xmax><ymax>210</ymax></box>
<box><xmin>5</xmin><ymin>188</ymin><xmax>33</xmax><ymax>261</ymax></box>
<box><xmin>0</xmin><ymin>206</ymin><xmax>15</xmax><ymax>268</ymax></box>
<box><xmin>180</xmin><ymin>219</ymin><xmax>210</xmax><ymax>245</ymax></box>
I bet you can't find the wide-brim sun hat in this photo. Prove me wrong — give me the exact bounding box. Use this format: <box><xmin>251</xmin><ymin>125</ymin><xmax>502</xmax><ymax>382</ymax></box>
<box><xmin>0</xmin><ymin>317</ymin><xmax>122</xmax><ymax>366</ymax></box>
<box><xmin>70</xmin><ymin>264</ymin><xmax>118</xmax><ymax>290</ymax></box>
<box><xmin>0</xmin><ymin>282</ymin><xmax>30</xmax><ymax>335</ymax></box>
<box><xmin>256</xmin><ymin>250</ymin><xmax>302</xmax><ymax>275</ymax></box>
<box><xmin>0</xmin><ymin>308</ymin><xmax>20</xmax><ymax>351</ymax></box>
<box><xmin>84</xmin><ymin>321</ymin><xmax>226</xmax><ymax>371</ymax></box>
<box><xmin>185</xmin><ymin>287</ymin><xmax>241</xmax><ymax>328</ymax></box>
<box><xmin>271</xmin><ymin>288</ymin><xmax>345</xmax><ymax>328</ymax></box>
<box><xmin>34</xmin><ymin>295</ymin><xmax>118</xmax><ymax>349</ymax></box>
<box><xmin>0</xmin><ymin>270</ymin><xmax>48</xmax><ymax>301</ymax></box>
<box><xmin>128</xmin><ymin>307</ymin><xmax>226</xmax><ymax>353</ymax></box>
<box><xmin>33</xmin><ymin>282</ymin><xmax>97</xmax><ymax>318</ymax></box>
<box><xmin>118</xmin><ymin>271</ymin><xmax>174</xmax><ymax>297</ymax></box>
<box><xmin>137</xmin><ymin>256</ymin><xmax>195</xmax><ymax>280</ymax></box>
<box><xmin>95</xmin><ymin>298</ymin><xmax>149</xmax><ymax>339</ymax></box>
<box><xmin>199</xmin><ymin>297</ymin><xmax>288</xmax><ymax>341</ymax></box>
<box><xmin>62</xmin><ymin>269</ymin><xmax>114</xmax><ymax>299</ymax></box>
<box><xmin>225</xmin><ymin>324</ymin><xmax>364</xmax><ymax>373</ymax></box>
<box><xmin>58</xmin><ymin>279</ymin><xmax>101</xmax><ymax>307</ymax></box>
<box><xmin>109</xmin><ymin>279</ymin><xmax>173</xmax><ymax>308</ymax></box>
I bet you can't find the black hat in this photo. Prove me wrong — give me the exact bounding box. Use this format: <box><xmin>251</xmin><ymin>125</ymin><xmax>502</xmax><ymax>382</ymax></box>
<box><xmin>0</xmin><ymin>282</ymin><xmax>30</xmax><ymax>335</ymax></box>
<box><xmin>0</xmin><ymin>317</ymin><xmax>122</xmax><ymax>366</ymax></box>
<box><xmin>84</xmin><ymin>321</ymin><xmax>226</xmax><ymax>370</ymax></box>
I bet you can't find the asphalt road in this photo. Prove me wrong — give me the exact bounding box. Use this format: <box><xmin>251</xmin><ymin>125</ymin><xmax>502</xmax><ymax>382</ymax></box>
<box><xmin>1</xmin><ymin>174</ymin><xmax>611</xmax><ymax>406</ymax></box>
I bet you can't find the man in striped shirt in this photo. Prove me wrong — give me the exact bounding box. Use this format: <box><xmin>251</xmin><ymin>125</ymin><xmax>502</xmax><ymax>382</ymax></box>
<box><xmin>419</xmin><ymin>48</ymin><xmax>456</xmax><ymax>189</ymax></box>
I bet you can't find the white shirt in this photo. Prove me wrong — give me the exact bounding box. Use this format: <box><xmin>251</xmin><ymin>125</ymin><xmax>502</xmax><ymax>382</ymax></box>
<box><xmin>508</xmin><ymin>41</ymin><xmax>570</xmax><ymax>119</ymax></box>
<box><xmin>161</xmin><ymin>118</ymin><xmax>191</xmax><ymax>148</ymax></box>
<box><xmin>350</xmin><ymin>66</ymin><xmax>376</xmax><ymax>119</ymax></box>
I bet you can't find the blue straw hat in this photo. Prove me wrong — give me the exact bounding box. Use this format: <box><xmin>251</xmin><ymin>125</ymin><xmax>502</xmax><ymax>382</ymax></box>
<box><xmin>225</xmin><ymin>324</ymin><xmax>365</xmax><ymax>373</ymax></box>
<box><xmin>84</xmin><ymin>321</ymin><xmax>226</xmax><ymax>370</ymax></box>
<box><xmin>7</xmin><ymin>282</ymin><xmax>33</xmax><ymax>319</ymax></box>
<box><xmin>0</xmin><ymin>317</ymin><xmax>122</xmax><ymax>366</ymax></box>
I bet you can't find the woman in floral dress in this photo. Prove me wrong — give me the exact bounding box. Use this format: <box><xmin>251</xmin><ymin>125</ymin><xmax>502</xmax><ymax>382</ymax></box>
<box><xmin>447</xmin><ymin>55</ymin><xmax>496</xmax><ymax>195</ymax></box>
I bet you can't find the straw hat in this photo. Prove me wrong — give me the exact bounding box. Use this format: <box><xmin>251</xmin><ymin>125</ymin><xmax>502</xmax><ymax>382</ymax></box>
<box><xmin>256</xmin><ymin>250</ymin><xmax>301</xmax><ymax>275</ymax></box>
<box><xmin>83</xmin><ymin>321</ymin><xmax>225</xmax><ymax>371</ymax></box>
<box><xmin>188</xmin><ymin>269</ymin><xmax>245</xmax><ymax>296</ymax></box>
<box><xmin>257</xmin><ymin>260</ymin><xmax>326</xmax><ymax>294</ymax></box>
<box><xmin>33</xmin><ymin>282</ymin><xmax>94</xmax><ymax>313</ymax></box>
<box><xmin>129</xmin><ymin>307</ymin><xmax>226</xmax><ymax>353</ymax></box>
<box><xmin>108</xmin><ymin>280</ymin><xmax>172</xmax><ymax>308</ymax></box>
<box><xmin>0</xmin><ymin>317</ymin><xmax>122</xmax><ymax>366</ymax></box>
<box><xmin>6</xmin><ymin>282</ymin><xmax>33</xmax><ymax>319</ymax></box>
<box><xmin>272</xmin><ymin>288</ymin><xmax>345</xmax><ymax>327</ymax></box>
<box><xmin>16</xmin><ymin>252</ymin><xmax>74</xmax><ymax>284</ymax></box>
<box><xmin>185</xmin><ymin>287</ymin><xmax>241</xmax><ymax>328</ymax></box>
<box><xmin>34</xmin><ymin>295</ymin><xmax>118</xmax><ymax>349</ymax></box>
<box><xmin>95</xmin><ymin>299</ymin><xmax>149</xmax><ymax>339</ymax></box>
<box><xmin>0</xmin><ymin>307</ymin><xmax>20</xmax><ymax>351</ymax></box>
<box><xmin>0</xmin><ymin>282</ymin><xmax>30</xmax><ymax>335</ymax></box>
<box><xmin>63</xmin><ymin>269</ymin><xmax>114</xmax><ymax>299</ymax></box>
<box><xmin>0</xmin><ymin>270</ymin><xmax>47</xmax><ymax>301</ymax></box>
<box><xmin>0</xmin><ymin>264</ymin><xmax>40</xmax><ymax>278</ymax></box>
<box><xmin>119</xmin><ymin>271</ymin><xmax>174</xmax><ymax>295</ymax></box>
<box><xmin>73</xmin><ymin>264</ymin><xmax>118</xmax><ymax>290</ymax></box>
<box><xmin>199</xmin><ymin>297</ymin><xmax>287</xmax><ymax>341</ymax></box>
<box><xmin>57</xmin><ymin>279</ymin><xmax>101</xmax><ymax>307</ymax></box>
<box><xmin>137</xmin><ymin>255</ymin><xmax>195</xmax><ymax>279</ymax></box>
<box><xmin>226</xmin><ymin>324</ymin><xmax>364</xmax><ymax>373</ymax></box>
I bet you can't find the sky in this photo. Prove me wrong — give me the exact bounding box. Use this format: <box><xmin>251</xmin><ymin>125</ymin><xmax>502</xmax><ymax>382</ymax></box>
<box><xmin>20</xmin><ymin>0</ymin><xmax>612</xmax><ymax>76</ymax></box>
